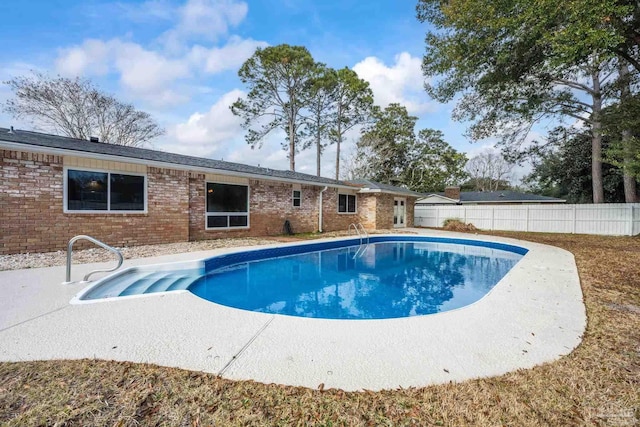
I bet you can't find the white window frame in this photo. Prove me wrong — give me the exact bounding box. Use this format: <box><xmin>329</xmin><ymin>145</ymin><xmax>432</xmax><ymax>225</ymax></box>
<box><xmin>337</xmin><ymin>193</ymin><xmax>357</xmax><ymax>214</ymax></box>
<box><xmin>394</xmin><ymin>197</ymin><xmax>407</xmax><ymax>228</ymax></box>
<box><xmin>63</xmin><ymin>166</ymin><xmax>148</xmax><ymax>214</ymax></box>
<box><xmin>292</xmin><ymin>189</ymin><xmax>301</xmax><ymax>208</ymax></box>
<box><xmin>205</xmin><ymin>181</ymin><xmax>250</xmax><ymax>230</ymax></box>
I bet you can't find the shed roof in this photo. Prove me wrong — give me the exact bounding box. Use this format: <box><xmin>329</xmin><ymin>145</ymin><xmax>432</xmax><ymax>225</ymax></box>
<box><xmin>418</xmin><ymin>190</ymin><xmax>565</xmax><ymax>204</ymax></box>
<box><xmin>460</xmin><ymin>191</ymin><xmax>564</xmax><ymax>203</ymax></box>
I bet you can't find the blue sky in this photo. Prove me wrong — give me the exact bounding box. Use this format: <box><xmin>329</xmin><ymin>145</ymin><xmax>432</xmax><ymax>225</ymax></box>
<box><xmin>0</xmin><ymin>0</ymin><xmax>501</xmax><ymax>178</ymax></box>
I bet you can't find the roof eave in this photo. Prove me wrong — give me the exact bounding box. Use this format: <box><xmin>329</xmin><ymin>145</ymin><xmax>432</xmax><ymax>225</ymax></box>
<box><xmin>0</xmin><ymin>139</ymin><xmax>356</xmax><ymax>189</ymax></box>
<box><xmin>358</xmin><ymin>188</ymin><xmax>422</xmax><ymax>198</ymax></box>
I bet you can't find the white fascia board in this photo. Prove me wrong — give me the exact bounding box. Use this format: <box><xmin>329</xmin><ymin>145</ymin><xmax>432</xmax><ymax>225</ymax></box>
<box><xmin>0</xmin><ymin>140</ymin><xmax>356</xmax><ymax>190</ymax></box>
<box><xmin>357</xmin><ymin>188</ymin><xmax>422</xmax><ymax>198</ymax></box>
<box><xmin>416</xmin><ymin>194</ymin><xmax>459</xmax><ymax>203</ymax></box>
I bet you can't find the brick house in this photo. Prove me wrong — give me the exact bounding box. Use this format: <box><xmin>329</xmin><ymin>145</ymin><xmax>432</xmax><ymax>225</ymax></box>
<box><xmin>1</xmin><ymin>128</ymin><xmax>423</xmax><ymax>255</ymax></box>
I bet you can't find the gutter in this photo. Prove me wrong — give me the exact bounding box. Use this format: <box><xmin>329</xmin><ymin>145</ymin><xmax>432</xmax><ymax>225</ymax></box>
<box><xmin>319</xmin><ymin>186</ymin><xmax>328</xmax><ymax>232</ymax></box>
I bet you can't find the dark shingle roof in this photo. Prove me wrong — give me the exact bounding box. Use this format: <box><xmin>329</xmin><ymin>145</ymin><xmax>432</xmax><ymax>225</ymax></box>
<box><xmin>459</xmin><ymin>191</ymin><xmax>564</xmax><ymax>203</ymax></box>
<box><xmin>0</xmin><ymin>127</ymin><xmax>348</xmax><ymax>187</ymax></box>
<box><xmin>347</xmin><ymin>179</ymin><xmax>426</xmax><ymax>198</ymax></box>
<box><xmin>424</xmin><ymin>190</ymin><xmax>564</xmax><ymax>203</ymax></box>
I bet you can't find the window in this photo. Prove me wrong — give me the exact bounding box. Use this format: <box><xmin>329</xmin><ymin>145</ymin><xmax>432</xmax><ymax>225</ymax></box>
<box><xmin>206</xmin><ymin>182</ymin><xmax>249</xmax><ymax>229</ymax></box>
<box><xmin>292</xmin><ymin>190</ymin><xmax>301</xmax><ymax>207</ymax></box>
<box><xmin>338</xmin><ymin>194</ymin><xmax>356</xmax><ymax>213</ymax></box>
<box><xmin>66</xmin><ymin>169</ymin><xmax>145</xmax><ymax>212</ymax></box>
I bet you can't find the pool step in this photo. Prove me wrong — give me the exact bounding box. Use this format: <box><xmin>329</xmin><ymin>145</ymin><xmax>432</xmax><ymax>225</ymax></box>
<box><xmin>85</xmin><ymin>270</ymin><xmax>156</xmax><ymax>299</ymax></box>
<box><xmin>81</xmin><ymin>268</ymin><xmax>204</xmax><ymax>300</ymax></box>
<box><xmin>119</xmin><ymin>270</ymin><xmax>204</xmax><ymax>296</ymax></box>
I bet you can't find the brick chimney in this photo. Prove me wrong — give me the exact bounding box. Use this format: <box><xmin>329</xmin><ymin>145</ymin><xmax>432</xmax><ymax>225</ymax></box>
<box><xmin>444</xmin><ymin>186</ymin><xmax>461</xmax><ymax>201</ymax></box>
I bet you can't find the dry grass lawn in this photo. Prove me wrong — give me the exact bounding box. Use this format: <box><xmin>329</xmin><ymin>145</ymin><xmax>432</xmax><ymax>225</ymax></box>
<box><xmin>1</xmin><ymin>232</ymin><xmax>639</xmax><ymax>426</ymax></box>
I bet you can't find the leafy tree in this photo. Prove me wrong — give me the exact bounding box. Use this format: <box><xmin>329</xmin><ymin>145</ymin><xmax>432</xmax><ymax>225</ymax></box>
<box><xmin>355</xmin><ymin>103</ymin><xmax>466</xmax><ymax>192</ymax></box>
<box><xmin>302</xmin><ymin>65</ymin><xmax>338</xmax><ymax>177</ymax></box>
<box><xmin>403</xmin><ymin>129</ymin><xmax>468</xmax><ymax>193</ymax></box>
<box><xmin>358</xmin><ymin>104</ymin><xmax>417</xmax><ymax>184</ymax></box>
<box><xmin>2</xmin><ymin>72</ymin><xmax>164</xmax><ymax>146</ymax></box>
<box><xmin>329</xmin><ymin>68</ymin><xmax>374</xmax><ymax>180</ymax></box>
<box><xmin>604</xmin><ymin>61</ymin><xmax>640</xmax><ymax>201</ymax></box>
<box><xmin>417</xmin><ymin>0</ymin><xmax>627</xmax><ymax>203</ymax></box>
<box><xmin>465</xmin><ymin>151</ymin><xmax>515</xmax><ymax>192</ymax></box>
<box><xmin>231</xmin><ymin>44</ymin><xmax>316</xmax><ymax>171</ymax></box>
<box><xmin>524</xmin><ymin>128</ymin><xmax>626</xmax><ymax>202</ymax></box>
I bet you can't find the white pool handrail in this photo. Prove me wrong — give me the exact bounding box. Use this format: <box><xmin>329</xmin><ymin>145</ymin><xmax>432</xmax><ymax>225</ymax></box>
<box><xmin>62</xmin><ymin>235</ymin><xmax>123</xmax><ymax>284</ymax></box>
<box><xmin>348</xmin><ymin>223</ymin><xmax>370</xmax><ymax>258</ymax></box>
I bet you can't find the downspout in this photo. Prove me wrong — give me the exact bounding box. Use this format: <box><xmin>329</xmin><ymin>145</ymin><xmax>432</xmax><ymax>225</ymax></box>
<box><xmin>319</xmin><ymin>186</ymin><xmax>328</xmax><ymax>232</ymax></box>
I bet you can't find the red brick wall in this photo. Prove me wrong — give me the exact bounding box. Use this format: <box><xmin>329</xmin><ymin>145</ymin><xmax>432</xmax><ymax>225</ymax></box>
<box><xmin>1</xmin><ymin>150</ymin><xmax>189</xmax><ymax>254</ymax></box>
<box><xmin>1</xmin><ymin>149</ymin><xmax>417</xmax><ymax>254</ymax></box>
<box><xmin>321</xmin><ymin>188</ymin><xmax>361</xmax><ymax>232</ymax></box>
<box><xmin>375</xmin><ymin>194</ymin><xmax>418</xmax><ymax>229</ymax></box>
<box><xmin>375</xmin><ymin>194</ymin><xmax>394</xmax><ymax>229</ymax></box>
<box><xmin>189</xmin><ymin>179</ymin><xmax>323</xmax><ymax>240</ymax></box>
<box><xmin>357</xmin><ymin>194</ymin><xmax>378</xmax><ymax>230</ymax></box>
<box><xmin>406</xmin><ymin>198</ymin><xmax>416</xmax><ymax>227</ymax></box>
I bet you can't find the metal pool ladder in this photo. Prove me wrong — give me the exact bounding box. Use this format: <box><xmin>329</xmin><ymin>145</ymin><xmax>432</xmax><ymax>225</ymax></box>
<box><xmin>62</xmin><ymin>235</ymin><xmax>124</xmax><ymax>284</ymax></box>
<box><xmin>348</xmin><ymin>223</ymin><xmax>369</xmax><ymax>258</ymax></box>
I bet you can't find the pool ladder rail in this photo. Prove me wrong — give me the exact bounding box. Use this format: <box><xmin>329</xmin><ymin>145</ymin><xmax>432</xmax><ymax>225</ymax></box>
<box><xmin>62</xmin><ymin>235</ymin><xmax>124</xmax><ymax>285</ymax></box>
<box><xmin>348</xmin><ymin>223</ymin><xmax>370</xmax><ymax>258</ymax></box>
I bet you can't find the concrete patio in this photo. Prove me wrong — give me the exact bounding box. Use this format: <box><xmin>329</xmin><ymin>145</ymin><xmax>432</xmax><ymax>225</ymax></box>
<box><xmin>0</xmin><ymin>229</ymin><xmax>586</xmax><ymax>391</ymax></box>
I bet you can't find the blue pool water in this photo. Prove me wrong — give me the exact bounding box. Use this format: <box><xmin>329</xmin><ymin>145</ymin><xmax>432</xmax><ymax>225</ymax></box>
<box><xmin>190</xmin><ymin>241</ymin><xmax>523</xmax><ymax>319</ymax></box>
<box><xmin>78</xmin><ymin>236</ymin><xmax>526</xmax><ymax>319</ymax></box>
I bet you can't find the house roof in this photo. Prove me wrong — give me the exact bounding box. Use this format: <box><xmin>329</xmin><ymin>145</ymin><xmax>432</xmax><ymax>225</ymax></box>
<box><xmin>0</xmin><ymin>127</ymin><xmax>350</xmax><ymax>188</ymax></box>
<box><xmin>418</xmin><ymin>190</ymin><xmax>565</xmax><ymax>204</ymax></box>
<box><xmin>346</xmin><ymin>179</ymin><xmax>426</xmax><ymax>198</ymax></box>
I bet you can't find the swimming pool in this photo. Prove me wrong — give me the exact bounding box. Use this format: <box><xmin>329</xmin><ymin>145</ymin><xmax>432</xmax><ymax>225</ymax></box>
<box><xmin>75</xmin><ymin>236</ymin><xmax>527</xmax><ymax>319</ymax></box>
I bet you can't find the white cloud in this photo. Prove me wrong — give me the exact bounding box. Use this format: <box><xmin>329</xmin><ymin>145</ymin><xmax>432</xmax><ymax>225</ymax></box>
<box><xmin>180</xmin><ymin>0</ymin><xmax>247</xmax><ymax>38</ymax></box>
<box><xmin>158</xmin><ymin>89</ymin><xmax>245</xmax><ymax>157</ymax></box>
<box><xmin>353</xmin><ymin>52</ymin><xmax>434</xmax><ymax>114</ymax></box>
<box><xmin>56</xmin><ymin>38</ymin><xmax>191</xmax><ymax>106</ymax></box>
<box><xmin>113</xmin><ymin>42</ymin><xmax>191</xmax><ymax>93</ymax></box>
<box><xmin>55</xmin><ymin>39</ymin><xmax>111</xmax><ymax>77</ymax></box>
<box><xmin>53</xmin><ymin>0</ymin><xmax>260</xmax><ymax>107</ymax></box>
<box><xmin>189</xmin><ymin>36</ymin><xmax>267</xmax><ymax>74</ymax></box>
<box><xmin>161</xmin><ymin>0</ymin><xmax>248</xmax><ymax>50</ymax></box>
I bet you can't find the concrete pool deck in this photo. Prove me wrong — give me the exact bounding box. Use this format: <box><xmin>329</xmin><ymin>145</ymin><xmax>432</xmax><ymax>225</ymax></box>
<box><xmin>0</xmin><ymin>229</ymin><xmax>586</xmax><ymax>391</ymax></box>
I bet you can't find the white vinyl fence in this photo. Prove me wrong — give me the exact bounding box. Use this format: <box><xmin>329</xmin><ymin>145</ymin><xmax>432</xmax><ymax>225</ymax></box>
<box><xmin>414</xmin><ymin>203</ymin><xmax>640</xmax><ymax>236</ymax></box>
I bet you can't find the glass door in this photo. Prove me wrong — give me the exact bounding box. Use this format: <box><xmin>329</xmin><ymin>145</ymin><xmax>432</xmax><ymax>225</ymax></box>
<box><xmin>394</xmin><ymin>198</ymin><xmax>406</xmax><ymax>228</ymax></box>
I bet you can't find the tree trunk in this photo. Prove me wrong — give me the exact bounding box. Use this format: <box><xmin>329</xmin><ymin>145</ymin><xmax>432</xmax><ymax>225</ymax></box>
<box><xmin>622</xmin><ymin>130</ymin><xmax>638</xmax><ymax>202</ymax></box>
<box><xmin>591</xmin><ymin>69</ymin><xmax>605</xmax><ymax>204</ymax></box>
<box><xmin>316</xmin><ymin>124</ymin><xmax>321</xmax><ymax>177</ymax></box>
<box><xmin>289</xmin><ymin>109</ymin><xmax>295</xmax><ymax>172</ymax></box>
<box><xmin>335</xmin><ymin>114</ymin><xmax>342</xmax><ymax>180</ymax></box>
<box><xmin>618</xmin><ymin>60</ymin><xmax>639</xmax><ymax>203</ymax></box>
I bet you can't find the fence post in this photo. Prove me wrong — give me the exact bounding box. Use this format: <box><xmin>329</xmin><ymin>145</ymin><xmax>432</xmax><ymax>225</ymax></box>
<box><xmin>491</xmin><ymin>207</ymin><xmax>495</xmax><ymax>230</ymax></box>
<box><xmin>628</xmin><ymin>204</ymin><xmax>633</xmax><ymax>236</ymax></box>
<box><xmin>436</xmin><ymin>208</ymin><xmax>440</xmax><ymax>228</ymax></box>
<box><xmin>525</xmin><ymin>206</ymin><xmax>529</xmax><ymax>232</ymax></box>
<box><xmin>572</xmin><ymin>205</ymin><xmax>577</xmax><ymax>234</ymax></box>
